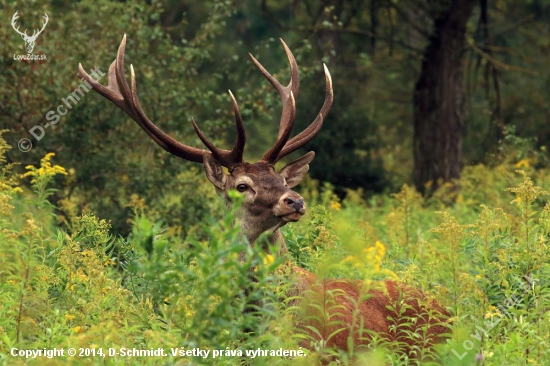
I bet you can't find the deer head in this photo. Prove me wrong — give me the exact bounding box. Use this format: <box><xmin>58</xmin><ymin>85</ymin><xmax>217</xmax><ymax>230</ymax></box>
<box><xmin>11</xmin><ymin>11</ymin><xmax>49</xmax><ymax>54</ymax></box>
<box><xmin>78</xmin><ymin>35</ymin><xmax>332</xmax><ymax>248</ymax></box>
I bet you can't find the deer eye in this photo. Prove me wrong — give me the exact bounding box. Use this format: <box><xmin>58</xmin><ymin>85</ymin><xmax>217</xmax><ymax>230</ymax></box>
<box><xmin>236</xmin><ymin>183</ymin><xmax>248</xmax><ymax>192</ymax></box>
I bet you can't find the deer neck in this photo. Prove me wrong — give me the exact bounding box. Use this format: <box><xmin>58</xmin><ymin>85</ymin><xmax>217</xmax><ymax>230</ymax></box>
<box><xmin>240</xmin><ymin>220</ymin><xmax>287</xmax><ymax>255</ymax></box>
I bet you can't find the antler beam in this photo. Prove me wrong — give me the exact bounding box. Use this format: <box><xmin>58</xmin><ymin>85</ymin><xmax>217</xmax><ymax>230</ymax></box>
<box><xmin>78</xmin><ymin>35</ymin><xmax>245</xmax><ymax>168</ymax></box>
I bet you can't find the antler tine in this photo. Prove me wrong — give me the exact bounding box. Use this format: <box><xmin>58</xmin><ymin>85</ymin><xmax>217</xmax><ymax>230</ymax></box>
<box><xmin>250</xmin><ymin>41</ymin><xmax>333</xmax><ymax>164</ymax></box>
<box><xmin>248</xmin><ymin>39</ymin><xmax>299</xmax><ymax>108</ymax></box>
<box><xmin>277</xmin><ymin>64</ymin><xmax>333</xmax><ymax>161</ymax></box>
<box><xmin>228</xmin><ymin>90</ymin><xmax>246</xmax><ymax>163</ymax></box>
<box><xmin>249</xmin><ymin>39</ymin><xmax>299</xmax><ymax>164</ymax></box>
<box><xmin>190</xmin><ymin>118</ymin><xmax>222</xmax><ymax>161</ymax></box>
<box><xmin>261</xmin><ymin>92</ymin><xmax>296</xmax><ymax>164</ymax></box>
<box><xmin>78</xmin><ymin>35</ymin><xmax>205</xmax><ymax>163</ymax></box>
<box><xmin>190</xmin><ymin>90</ymin><xmax>246</xmax><ymax>168</ymax></box>
<box><xmin>277</xmin><ymin>64</ymin><xmax>334</xmax><ymax>161</ymax></box>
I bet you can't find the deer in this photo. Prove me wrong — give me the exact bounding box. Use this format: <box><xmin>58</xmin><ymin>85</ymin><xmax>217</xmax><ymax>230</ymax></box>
<box><xmin>77</xmin><ymin>35</ymin><xmax>450</xmax><ymax>359</ymax></box>
<box><xmin>11</xmin><ymin>11</ymin><xmax>49</xmax><ymax>54</ymax></box>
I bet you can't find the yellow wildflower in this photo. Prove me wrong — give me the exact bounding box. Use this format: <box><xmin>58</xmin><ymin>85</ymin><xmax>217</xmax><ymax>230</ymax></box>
<box><xmin>515</xmin><ymin>159</ymin><xmax>530</xmax><ymax>168</ymax></box>
<box><xmin>254</xmin><ymin>253</ymin><xmax>275</xmax><ymax>271</ymax></box>
<box><xmin>65</xmin><ymin>314</ymin><xmax>75</xmax><ymax>321</ymax></box>
<box><xmin>263</xmin><ymin>254</ymin><xmax>275</xmax><ymax>266</ymax></box>
<box><xmin>484</xmin><ymin>306</ymin><xmax>502</xmax><ymax>319</ymax></box>
<box><xmin>74</xmin><ymin>326</ymin><xmax>84</xmax><ymax>333</ymax></box>
<box><xmin>329</xmin><ymin>201</ymin><xmax>341</xmax><ymax>211</ymax></box>
<box><xmin>126</xmin><ymin>193</ymin><xmax>147</xmax><ymax>212</ymax></box>
<box><xmin>344</xmin><ymin>241</ymin><xmax>390</xmax><ymax>274</ymax></box>
<box><xmin>22</xmin><ymin>152</ymin><xmax>67</xmax><ymax>183</ymax></box>
<box><xmin>103</xmin><ymin>259</ymin><xmax>116</xmax><ymax>267</ymax></box>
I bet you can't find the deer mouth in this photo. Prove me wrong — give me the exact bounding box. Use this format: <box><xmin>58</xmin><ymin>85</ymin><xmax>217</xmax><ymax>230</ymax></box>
<box><xmin>281</xmin><ymin>212</ymin><xmax>303</xmax><ymax>222</ymax></box>
<box><xmin>277</xmin><ymin>207</ymin><xmax>306</xmax><ymax>223</ymax></box>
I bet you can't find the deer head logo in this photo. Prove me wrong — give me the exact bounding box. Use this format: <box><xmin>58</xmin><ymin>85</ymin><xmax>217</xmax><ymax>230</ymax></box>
<box><xmin>11</xmin><ymin>11</ymin><xmax>49</xmax><ymax>54</ymax></box>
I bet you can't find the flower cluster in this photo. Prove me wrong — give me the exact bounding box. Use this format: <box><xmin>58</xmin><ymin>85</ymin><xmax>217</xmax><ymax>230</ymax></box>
<box><xmin>344</xmin><ymin>240</ymin><xmax>396</xmax><ymax>278</ymax></box>
<box><xmin>329</xmin><ymin>201</ymin><xmax>341</xmax><ymax>211</ymax></box>
<box><xmin>22</xmin><ymin>152</ymin><xmax>67</xmax><ymax>183</ymax></box>
<box><xmin>506</xmin><ymin>170</ymin><xmax>548</xmax><ymax>208</ymax></box>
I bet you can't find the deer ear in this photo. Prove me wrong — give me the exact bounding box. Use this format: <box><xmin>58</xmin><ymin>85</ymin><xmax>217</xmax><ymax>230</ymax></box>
<box><xmin>203</xmin><ymin>152</ymin><xmax>226</xmax><ymax>190</ymax></box>
<box><xmin>278</xmin><ymin>151</ymin><xmax>315</xmax><ymax>188</ymax></box>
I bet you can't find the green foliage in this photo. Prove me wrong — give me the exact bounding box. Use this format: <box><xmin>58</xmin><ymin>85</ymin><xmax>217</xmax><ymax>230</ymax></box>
<box><xmin>2</xmin><ymin>118</ymin><xmax>550</xmax><ymax>365</ymax></box>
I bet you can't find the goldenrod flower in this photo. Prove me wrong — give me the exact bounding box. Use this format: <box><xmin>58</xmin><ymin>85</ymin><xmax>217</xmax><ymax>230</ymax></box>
<box><xmin>484</xmin><ymin>306</ymin><xmax>502</xmax><ymax>319</ymax></box>
<box><xmin>263</xmin><ymin>254</ymin><xmax>275</xmax><ymax>266</ymax></box>
<box><xmin>22</xmin><ymin>152</ymin><xmax>67</xmax><ymax>183</ymax></box>
<box><xmin>514</xmin><ymin>159</ymin><xmax>530</xmax><ymax>168</ymax></box>
<box><xmin>344</xmin><ymin>241</ymin><xmax>396</xmax><ymax>278</ymax></box>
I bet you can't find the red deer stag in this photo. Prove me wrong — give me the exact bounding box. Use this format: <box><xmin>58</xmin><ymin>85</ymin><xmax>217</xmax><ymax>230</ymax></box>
<box><xmin>78</xmin><ymin>35</ymin><xmax>449</xmax><ymax>358</ymax></box>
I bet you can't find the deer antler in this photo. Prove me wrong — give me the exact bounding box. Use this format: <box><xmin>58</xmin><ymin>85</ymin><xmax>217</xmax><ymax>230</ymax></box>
<box><xmin>77</xmin><ymin>35</ymin><xmax>246</xmax><ymax>168</ymax></box>
<box><xmin>250</xmin><ymin>39</ymin><xmax>333</xmax><ymax>165</ymax></box>
<box><xmin>78</xmin><ymin>36</ymin><xmax>330</xmax><ymax>168</ymax></box>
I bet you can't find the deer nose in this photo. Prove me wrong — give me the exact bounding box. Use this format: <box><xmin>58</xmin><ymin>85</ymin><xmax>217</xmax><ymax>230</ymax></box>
<box><xmin>283</xmin><ymin>196</ymin><xmax>305</xmax><ymax>213</ymax></box>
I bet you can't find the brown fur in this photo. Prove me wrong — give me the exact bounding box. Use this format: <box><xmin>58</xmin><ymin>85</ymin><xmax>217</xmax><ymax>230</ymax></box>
<box><xmin>290</xmin><ymin>267</ymin><xmax>450</xmax><ymax>356</ymax></box>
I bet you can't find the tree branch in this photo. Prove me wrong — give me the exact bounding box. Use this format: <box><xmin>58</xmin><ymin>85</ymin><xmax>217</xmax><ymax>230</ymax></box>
<box><xmin>468</xmin><ymin>40</ymin><xmax>537</xmax><ymax>76</ymax></box>
<box><xmin>287</xmin><ymin>25</ymin><xmax>424</xmax><ymax>54</ymax></box>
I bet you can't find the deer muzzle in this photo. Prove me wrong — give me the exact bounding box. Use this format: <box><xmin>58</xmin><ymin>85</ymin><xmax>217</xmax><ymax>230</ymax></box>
<box><xmin>276</xmin><ymin>193</ymin><xmax>306</xmax><ymax>222</ymax></box>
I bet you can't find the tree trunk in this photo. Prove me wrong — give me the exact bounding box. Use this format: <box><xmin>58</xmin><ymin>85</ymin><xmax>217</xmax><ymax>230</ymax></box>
<box><xmin>413</xmin><ymin>0</ymin><xmax>477</xmax><ymax>194</ymax></box>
